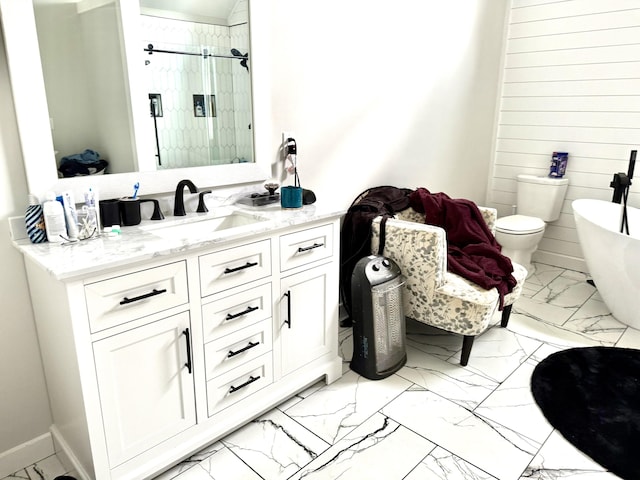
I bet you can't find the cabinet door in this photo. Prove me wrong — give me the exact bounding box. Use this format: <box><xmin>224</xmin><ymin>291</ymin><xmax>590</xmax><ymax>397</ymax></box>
<box><xmin>93</xmin><ymin>312</ymin><xmax>196</xmax><ymax>467</ymax></box>
<box><xmin>279</xmin><ymin>264</ymin><xmax>336</xmax><ymax>376</ymax></box>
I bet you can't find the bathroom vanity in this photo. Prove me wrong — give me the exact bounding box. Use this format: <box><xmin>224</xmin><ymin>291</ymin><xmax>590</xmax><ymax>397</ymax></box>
<box><xmin>13</xmin><ymin>204</ymin><xmax>343</xmax><ymax>480</ymax></box>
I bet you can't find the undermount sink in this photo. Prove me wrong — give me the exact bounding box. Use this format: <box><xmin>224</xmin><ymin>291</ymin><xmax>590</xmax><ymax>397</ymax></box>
<box><xmin>140</xmin><ymin>209</ymin><xmax>270</xmax><ymax>240</ymax></box>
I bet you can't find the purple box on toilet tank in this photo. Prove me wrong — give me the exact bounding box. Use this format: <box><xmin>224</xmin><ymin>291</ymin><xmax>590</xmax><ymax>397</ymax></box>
<box><xmin>549</xmin><ymin>152</ymin><xmax>568</xmax><ymax>178</ymax></box>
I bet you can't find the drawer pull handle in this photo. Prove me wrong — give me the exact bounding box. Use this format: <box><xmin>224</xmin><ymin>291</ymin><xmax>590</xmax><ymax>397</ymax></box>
<box><xmin>284</xmin><ymin>290</ymin><xmax>292</xmax><ymax>329</ymax></box>
<box><xmin>229</xmin><ymin>375</ymin><xmax>260</xmax><ymax>394</ymax></box>
<box><xmin>227</xmin><ymin>341</ymin><xmax>260</xmax><ymax>358</ymax></box>
<box><xmin>120</xmin><ymin>288</ymin><xmax>167</xmax><ymax>305</ymax></box>
<box><xmin>297</xmin><ymin>242</ymin><xmax>324</xmax><ymax>253</ymax></box>
<box><xmin>226</xmin><ymin>305</ymin><xmax>259</xmax><ymax>321</ymax></box>
<box><xmin>224</xmin><ymin>261</ymin><xmax>258</xmax><ymax>274</ymax></box>
<box><xmin>183</xmin><ymin>328</ymin><xmax>192</xmax><ymax>374</ymax></box>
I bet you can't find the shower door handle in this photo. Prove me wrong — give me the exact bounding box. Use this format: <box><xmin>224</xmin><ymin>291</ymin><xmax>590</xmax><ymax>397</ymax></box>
<box><xmin>283</xmin><ymin>290</ymin><xmax>291</xmax><ymax>329</ymax></box>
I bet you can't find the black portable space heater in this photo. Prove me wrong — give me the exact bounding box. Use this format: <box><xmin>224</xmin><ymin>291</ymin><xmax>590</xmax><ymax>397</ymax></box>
<box><xmin>350</xmin><ymin>255</ymin><xmax>406</xmax><ymax>380</ymax></box>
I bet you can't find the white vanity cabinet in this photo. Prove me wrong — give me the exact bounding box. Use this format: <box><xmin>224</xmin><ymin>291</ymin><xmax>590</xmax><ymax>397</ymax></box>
<box><xmin>18</xmin><ymin>212</ymin><xmax>343</xmax><ymax>480</ymax></box>
<box><xmin>92</xmin><ymin>312</ymin><xmax>196</xmax><ymax>467</ymax></box>
<box><xmin>278</xmin><ymin>224</ymin><xmax>337</xmax><ymax>376</ymax></box>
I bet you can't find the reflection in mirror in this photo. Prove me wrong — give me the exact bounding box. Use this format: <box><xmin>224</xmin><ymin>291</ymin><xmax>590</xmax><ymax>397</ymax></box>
<box><xmin>32</xmin><ymin>0</ymin><xmax>252</xmax><ymax>179</ymax></box>
<box><xmin>140</xmin><ymin>11</ymin><xmax>253</xmax><ymax>170</ymax></box>
<box><xmin>34</xmin><ymin>0</ymin><xmax>136</xmax><ymax>176</ymax></box>
<box><xmin>0</xmin><ymin>0</ymin><xmax>270</xmax><ymax>200</ymax></box>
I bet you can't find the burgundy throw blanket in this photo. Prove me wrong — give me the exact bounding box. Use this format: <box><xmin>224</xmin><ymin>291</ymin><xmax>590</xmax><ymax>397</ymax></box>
<box><xmin>409</xmin><ymin>188</ymin><xmax>516</xmax><ymax>309</ymax></box>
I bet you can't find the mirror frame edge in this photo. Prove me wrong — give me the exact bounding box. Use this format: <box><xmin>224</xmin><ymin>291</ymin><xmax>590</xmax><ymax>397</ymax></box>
<box><xmin>0</xmin><ymin>0</ymin><xmax>272</xmax><ymax>201</ymax></box>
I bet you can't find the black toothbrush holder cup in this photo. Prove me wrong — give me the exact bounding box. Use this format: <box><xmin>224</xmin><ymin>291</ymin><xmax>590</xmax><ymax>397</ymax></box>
<box><xmin>99</xmin><ymin>199</ymin><xmax>121</xmax><ymax>228</ymax></box>
<box><xmin>119</xmin><ymin>197</ymin><xmax>141</xmax><ymax>226</ymax></box>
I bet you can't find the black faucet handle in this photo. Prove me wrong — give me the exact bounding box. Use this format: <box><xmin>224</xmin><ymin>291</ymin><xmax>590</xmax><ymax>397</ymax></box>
<box><xmin>197</xmin><ymin>191</ymin><xmax>212</xmax><ymax>213</ymax></box>
<box><xmin>140</xmin><ymin>199</ymin><xmax>165</xmax><ymax>220</ymax></box>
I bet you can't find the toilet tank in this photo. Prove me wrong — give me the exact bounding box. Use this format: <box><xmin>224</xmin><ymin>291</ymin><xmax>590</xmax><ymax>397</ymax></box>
<box><xmin>517</xmin><ymin>174</ymin><xmax>569</xmax><ymax>221</ymax></box>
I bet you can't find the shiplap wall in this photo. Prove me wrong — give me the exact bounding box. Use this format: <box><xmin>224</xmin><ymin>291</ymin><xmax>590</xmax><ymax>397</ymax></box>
<box><xmin>487</xmin><ymin>0</ymin><xmax>640</xmax><ymax>271</ymax></box>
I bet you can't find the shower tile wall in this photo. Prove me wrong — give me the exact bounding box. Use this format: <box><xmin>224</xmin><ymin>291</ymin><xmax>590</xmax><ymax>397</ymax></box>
<box><xmin>140</xmin><ymin>16</ymin><xmax>251</xmax><ymax>169</ymax></box>
<box><xmin>487</xmin><ymin>0</ymin><xmax>640</xmax><ymax>271</ymax></box>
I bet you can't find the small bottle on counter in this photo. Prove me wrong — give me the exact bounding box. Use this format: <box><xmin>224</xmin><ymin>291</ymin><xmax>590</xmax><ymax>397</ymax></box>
<box><xmin>43</xmin><ymin>191</ymin><xmax>67</xmax><ymax>243</ymax></box>
<box><xmin>25</xmin><ymin>194</ymin><xmax>47</xmax><ymax>243</ymax></box>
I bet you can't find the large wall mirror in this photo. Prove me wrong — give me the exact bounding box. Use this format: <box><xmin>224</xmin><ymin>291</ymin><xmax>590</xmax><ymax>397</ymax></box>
<box><xmin>0</xmin><ymin>0</ymin><xmax>271</xmax><ymax>200</ymax></box>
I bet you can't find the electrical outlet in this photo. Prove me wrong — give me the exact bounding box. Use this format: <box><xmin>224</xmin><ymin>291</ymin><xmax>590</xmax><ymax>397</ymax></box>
<box><xmin>282</xmin><ymin>131</ymin><xmax>295</xmax><ymax>153</ymax></box>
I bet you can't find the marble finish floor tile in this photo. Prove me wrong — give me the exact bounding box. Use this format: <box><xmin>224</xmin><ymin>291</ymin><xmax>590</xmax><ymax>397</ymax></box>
<box><xmin>404</xmin><ymin>446</ymin><xmax>497</xmax><ymax>480</ymax></box>
<box><xmin>564</xmin><ymin>298</ymin><xmax>626</xmax><ymax>344</ymax></box>
<box><xmin>615</xmin><ymin>326</ymin><xmax>640</xmax><ymax>349</ymax></box>
<box><xmin>382</xmin><ymin>390</ymin><xmax>535</xmax><ymax>480</ymax></box>
<box><xmin>405</xmin><ymin>319</ymin><xmax>464</xmax><ymax>360</ymax></box>
<box><xmin>2</xmin><ymin>455</ymin><xmax>67</xmax><ymax>480</ymax></box>
<box><xmin>507</xmin><ymin>309</ymin><xmax>615</xmax><ymax>348</ymax></box>
<box><xmin>153</xmin><ymin>442</ymin><xmax>226</xmax><ymax>479</ymax></box>
<box><xmin>283</xmin><ymin>369</ymin><xmax>412</xmax><ymax>444</ymax></box>
<box><xmin>289</xmin><ymin>412</ymin><xmax>435</xmax><ymax>480</ymax></box>
<box><xmin>396</xmin><ymin>345</ymin><xmax>498</xmax><ymax>410</ymax></box>
<box><xmin>475</xmin><ymin>359</ymin><xmax>553</xmax><ymax>444</ymax></box>
<box><xmin>521</xmin><ymin>431</ymin><xmax>617</xmax><ymax>479</ymax></box>
<box><xmin>532</xmin><ymin>270</ymin><xmax>596</xmax><ymax>309</ymax></box>
<box><xmin>189</xmin><ymin>447</ymin><xmax>263</xmax><ymax>479</ymax></box>
<box><xmin>449</xmin><ymin>325</ymin><xmax>542</xmax><ymax>383</ymax></box>
<box><xmin>524</xmin><ymin>264</ymin><xmax>564</xmax><ymax>290</ymax></box>
<box><xmin>221</xmin><ymin>408</ymin><xmax>329</xmax><ymax>480</ymax></box>
<box><xmin>338</xmin><ymin>327</ymin><xmax>354</xmax><ymax>374</ymax></box>
<box><xmin>276</xmin><ymin>381</ymin><xmax>325</xmax><ymax>412</ymax></box>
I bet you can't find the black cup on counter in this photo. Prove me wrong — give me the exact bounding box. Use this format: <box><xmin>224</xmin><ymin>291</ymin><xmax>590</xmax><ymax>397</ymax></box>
<box><xmin>99</xmin><ymin>199</ymin><xmax>121</xmax><ymax>228</ymax></box>
<box><xmin>119</xmin><ymin>197</ymin><xmax>141</xmax><ymax>226</ymax></box>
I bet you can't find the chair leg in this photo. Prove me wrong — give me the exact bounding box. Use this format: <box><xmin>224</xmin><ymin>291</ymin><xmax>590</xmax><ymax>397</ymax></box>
<box><xmin>461</xmin><ymin>335</ymin><xmax>474</xmax><ymax>366</ymax></box>
<box><xmin>501</xmin><ymin>304</ymin><xmax>513</xmax><ymax>328</ymax></box>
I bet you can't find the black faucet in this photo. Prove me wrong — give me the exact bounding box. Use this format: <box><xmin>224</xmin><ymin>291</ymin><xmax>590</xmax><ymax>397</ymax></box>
<box><xmin>174</xmin><ymin>179</ymin><xmax>198</xmax><ymax>216</ymax></box>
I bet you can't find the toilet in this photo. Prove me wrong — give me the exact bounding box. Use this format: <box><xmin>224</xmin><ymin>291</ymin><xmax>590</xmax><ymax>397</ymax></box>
<box><xmin>495</xmin><ymin>174</ymin><xmax>569</xmax><ymax>273</ymax></box>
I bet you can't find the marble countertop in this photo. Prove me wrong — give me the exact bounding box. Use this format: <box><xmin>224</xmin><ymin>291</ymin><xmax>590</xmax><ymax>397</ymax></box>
<box><xmin>13</xmin><ymin>203</ymin><xmax>345</xmax><ymax>281</ymax></box>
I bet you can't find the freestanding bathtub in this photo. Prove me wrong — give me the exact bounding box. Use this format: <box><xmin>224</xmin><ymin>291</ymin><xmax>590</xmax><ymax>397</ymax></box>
<box><xmin>572</xmin><ymin>198</ymin><xmax>640</xmax><ymax>329</ymax></box>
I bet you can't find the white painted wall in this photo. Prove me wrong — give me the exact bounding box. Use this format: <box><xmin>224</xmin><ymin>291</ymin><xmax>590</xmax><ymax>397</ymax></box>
<box><xmin>0</xmin><ymin>0</ymin><xmax>508</xmax><ymax>463</ymax></box>
<box><xmin>266</xmin><ymin>1</ymin><xmax>509</xmax><ymax>207</ymax></box>
<box><xmin>0</xmin><ymin>27</ymin><xmax>53</xmax><ymax>455</ymax></box>
<box><xmin>487</xmin><ymin>0</ymin><xmax>640</xmax><ymax>271</ymax></box>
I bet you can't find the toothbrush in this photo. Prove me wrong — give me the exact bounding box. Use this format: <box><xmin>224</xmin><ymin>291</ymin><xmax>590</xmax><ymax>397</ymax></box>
<box><xmin>132</xmin><ymin>182</ymin><xmax>140</xmax><ymax>199</ymax></box>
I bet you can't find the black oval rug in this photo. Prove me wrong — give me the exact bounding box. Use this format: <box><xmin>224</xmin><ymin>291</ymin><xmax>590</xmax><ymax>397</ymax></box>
<box><xmin>531</xmin><ymin>346</ymin><xmax>640</xmax><ymax>480</ymax></box>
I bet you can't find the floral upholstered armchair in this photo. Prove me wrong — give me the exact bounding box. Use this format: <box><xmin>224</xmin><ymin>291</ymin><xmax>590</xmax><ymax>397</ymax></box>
<box><xmin>370</xmin><ymin>206</ymin><xmax>527</xmax><ymax>366</ymax></box>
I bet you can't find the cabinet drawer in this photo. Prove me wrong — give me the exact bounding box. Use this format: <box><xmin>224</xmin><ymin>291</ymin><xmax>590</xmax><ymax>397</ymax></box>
<box><xmin>85</xmin><ymin>262</ymin><xmax>188</xmax><ymax>333</ymax></box>
<box><xmin>207</xmin><ymin>353</ymin><xmax>273</xmax><ymax>416</ymax></box>
<box><xmin>199</xmin><ymin>240</ymin><xmax>271</xmax><ymax>297</ymax></box>
<box><xmin>202</xmin><ymin>283</ymin><xmax>271</xmax><ymax>342</ymax></box>
<box><xmin>279</xmin><ymin>224</ymin><xmax>333</xmax><ymax>272</ymax></box>
<box><xmin>204</xmin><ymin>320</ymin><xmax>272</xmax><ymax>379</ymax></box>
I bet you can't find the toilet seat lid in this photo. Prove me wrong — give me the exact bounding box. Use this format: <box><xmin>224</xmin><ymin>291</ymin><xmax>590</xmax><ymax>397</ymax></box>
<box><xmin>495</xmin><ymin>215</ymin><xmax>545</xmax><ymax>234</ymax></box>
